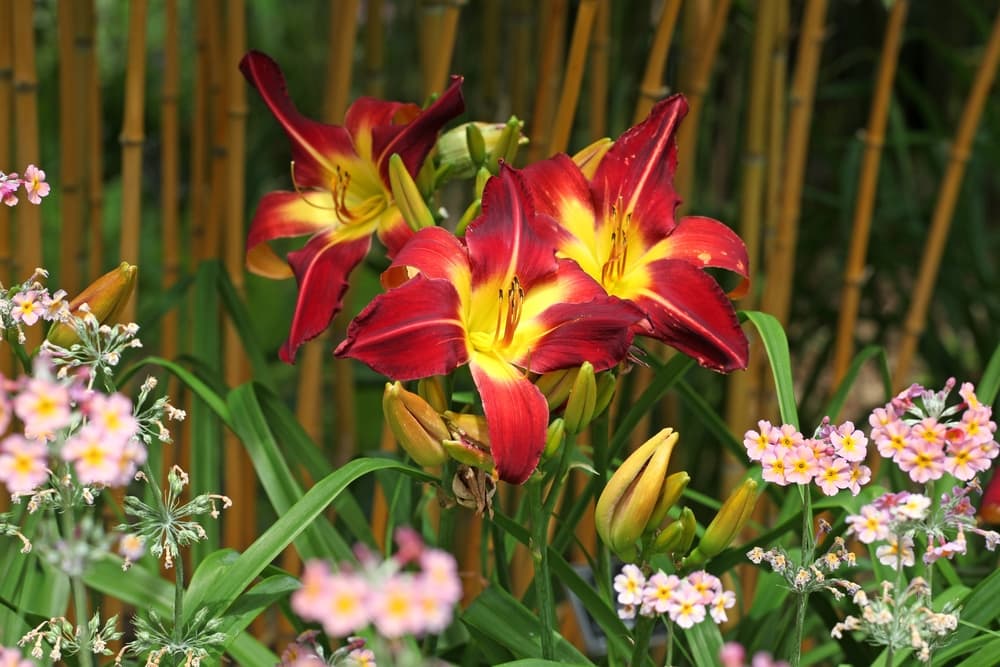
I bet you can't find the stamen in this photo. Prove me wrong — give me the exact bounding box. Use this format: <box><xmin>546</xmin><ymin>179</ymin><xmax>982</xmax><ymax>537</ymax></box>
<box><xmin>600</xmin><ymin>198</ymin><xmax>630</xmax><ymax>285</ymax></box>
<box><xmin>492</xmin><ymin>276</ymin><xmax>525</xmax><ymax>348</ymax></box>
<box><xmin>289</xmin><ymin>161</ymin><xmax>336</xmax><ymax>211</ymax></box>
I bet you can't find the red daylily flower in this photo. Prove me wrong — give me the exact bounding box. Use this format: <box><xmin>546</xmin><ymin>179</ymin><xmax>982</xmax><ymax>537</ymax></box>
<box><xmin>335</xmin><ymin>166</ymin><xmax>642</xmax><ymax>484</ymax></box>
<box><xmin>240</xmin><ymin>51</ymin><xmax>464</xmax><ymax>363</ymax></box>
<box><xmin>523</xmin><ymin>95</ymin><xmax>750</xmax><ymax>372</ymax></box>
<box><xmin>981</xmin><ymin>467</ymin><xmax>1000</xmax><ymax>524</ymax></box>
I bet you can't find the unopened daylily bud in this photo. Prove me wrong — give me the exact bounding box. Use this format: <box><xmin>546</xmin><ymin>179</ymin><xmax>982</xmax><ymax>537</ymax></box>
<box><xmin>455</xmin><ymin>198</ymin><xmax>481</xmax><ymax>236</ymax></box>
<box><xmin>465</xmin><ymin>123</ymin><xmax>487</xmax><ymax>167</ymax></box>
<box><xmin>389</xmin><ymin>153</ymin><xmax>435</xmax><ymax>231</ymax></box>
<box><xmin>417</xmin><ymin>376</ymin><xmax>449</xmax><ymax>413</ymax></box>
<box><xmin>645</xmin><ymin>471</ymin><xmax>690</xmax><ymax>534</ymax></box>
<box><xmin>47</xmin><ymin>262</ymin><xmax>138</xmax><ymax>348</ymax></box>
<box><xmin>563</xmin><ymin>362</ymin><xmax>597</xmax><ymax>434</ymax></box>
<box><xmin>543</xmin><ymin>418</ymin><xmax>565</xmax><ymax>460</ymax></box>
<box><xmin>487</xmin><ymin>116</ymin><xmax>526</xmax><ymax>173</ymax></box>
<box><xmin>593</xmin><ymin>371</ymin><xmax>617</xmax><ymax>420</ymax></box>
<box><xmin>535</xmin><ymin>369</ymin><xmax>577</xmax><ymax>410</ymax></box>
<box><xmin>651</xmin><ymin>507</ymin><xmax>696</xmax><ymax>555</ymax></box>
<box><xmin>685</xmin><ymin>478</ymin><xmax>760</xmax><ymax>569</ymax></box>
<box><xmin>383</xmin><ymin>382</ymin><xmax>450</xmax><ymax>467</ymax></box>
<box><xmin>595</xmin><ymin>428</ymin><xmax>679</xmax><ymax>561</ymax></box>
<box><xmin>474</xmin><ymin>166</ymin><xmax>491</xmax><ymax>200</ymax></box>
<box><xmin>572</xmin><ymin>137</ymin><xmax>613</xmax><ymax>179</ymax></box>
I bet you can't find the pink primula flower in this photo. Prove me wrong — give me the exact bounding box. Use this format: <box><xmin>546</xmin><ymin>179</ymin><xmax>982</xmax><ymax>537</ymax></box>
<box><xmin>876</xmin><ymin>535</ymin><xmax>915</xmax><ymax>569</ymax></box>
<box><xmin>710</xmin><ymin>590</ymin><xmax>736</xmax><ymax>624</ymax></box>
<box><xmin>61</xmin><ymin>425</ymin><xmax>124</xmax><ymax>485</ymax></box>
<box><xmin>667</xmin><ymin>582</ymin><xmax>706</xmax><ymax>629</ymax></box>
<box><xmin>897</xmin><ymin>438</ymin><xmax>945</xmax><ymax>484</ymax></box>
<box><xmin>0</xmin><ymin>434</ymin><xmax>49</xmax><ymax>493</ymax></box>
<box><xmin>845</xmin><ymin>462</ymin><xmax>871</xmax><ymax>496</ymax></box>
<box><xmin>22</xmin><ymin>164</ymin><xmax>50</xmax><ymax>204</ymax></box>
<box><xmin>816</xmin><ymin>456</ymin><xmax>850</xmax><ymax>496</ymax></box>
<box><xmin>830</xmin><ymin>421</ymin><xmax>867</xmax><ymax>462</ymax></box>
<box><xmin>846</xmin><ymin>505</ymin><xmax>890</xmax><ymax>544</ymax></box>
<box><xmin>85</xmin><ymin>392</ymin><xmax>139</xmax><ymax>444</ymax></box>
<box><xmin>418</xmin><ymin>548</ymin><xmax>462</xmax><ymax>605</ymax></box>
<box><xmin>761</xmin><ymin>448</ymin><xmax>787</xmax><ymax>485</ymax></box>
<box><xmin>370</xmin><ymin>574</ymin><xmax>421</xmax><ymax>639</ymax></box>
<box><xmin>614</xmin><ymin>563</ymin><xmax>646</xmax><ymax>606</ymax></box>
<box><xmin>774</xmin><ymin>424</ymin><xmax>805</xmax><ymax>452</ymax></box>
<box><xmin>291</xmin><ymin>560</ymin><xmax>334</xmax><ymax>620</ymax></box>
<box><xmin>875</xmin><ymin>419</ymin><xmax>910</xmax><ymax>460</ymax></box>
<box><xmin>0</xmin><ymin>172</ymin><xmax>20</xmax><ymax>207</ymax></box>
<box><xmin>11</xmin><ymin>291</ymin><xmax>42</xmax><ymax>327</ymax></box>
<box><xmin>0</xmin><ymin>646</ymin><xmax>35</xmax><ymax>667</ymax></box>
<box><xmin>686</xmin><ymin>570</ymin><xmax>722</xmax><ymax>606</ymax></box>
<box><xmin>322</xmin><ymin>571</ymin><xmax>372</xmax><ymax>638</ymax></box>
<box><xmin>784</xmin><ymin>445</ymin><xmax>819</xmax><ymax>485</ymax></box>
<box><xmin>743</xmin><ymin>420</ymin><xmax>776</xmax><ymax>462</ymax></box>
<box><xmin>642</xmin><ymin>572</ymin><xmax>680</xmax><ymax>615</ymax></box>
<box><xmin>345</xmin><ymin>649</ymin><xmax>376</xmax><ymax>667</ymax></box>
<box><xmin>13</xmin><ymin>377</ymin><xmax>72</xmax><ymax>438</ymax></box>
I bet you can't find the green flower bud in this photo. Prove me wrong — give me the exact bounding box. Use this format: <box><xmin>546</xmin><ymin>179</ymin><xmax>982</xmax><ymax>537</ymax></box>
<box><xmin>563</xmin><ymin>362</ymin><xmax>596</xmax><ymax>434</ymax></box>
<box><xmin>382</xmin><ymin>382</ymin><xmax>450</xmax><ymax>467</ymax></box>
<box><xmin>595</xmin><ymin>428</ymin><xmax>679</xmax><ymax>561</ymax></box>
<box><xmin>684</xmin><ymin>478</ymin><xmax>760</xmax><ymax>569</ymax></box>
<box><xmin>466</xmin><ymin>123</ymin><xmax>487</xmax><ymax>167</ymax></box>
<box><xmin>487</xmin><ymin>116</ymin><xmax>526</xmax><ymax>173</ymax></box>
<box><xmin>535</xmin><ymin>368</ymin><xmax>577</xmax><ymax>410</ymax></box>
<box><xmin>644</xmin><ymin>471</ymin><xmax>690</xmax><ymax>534</ymax></box>
<box><xmin>388</xmin><ymin>153</ymin><xmax>435</xmax><ymax>231</ymax></box>
<box><xmin>436</xmin><ymin>121</ymin><xmax>522</xmax><ymax>180</ymax></box>
<box><xmin>593</xmin><ymin>371</ymin><xmax>617</xmax><ymax>420</ymax></box>
<box><xmin>47</xmin><ymin>262</ymin><xmax>138</xmax><ymax>348</ymax></box>
<box><xmin>651</xmin><ymin>506</ymin><xmax>696</xmax><ymax>555</ymax></box>
<box><xmin>543</xmin><ymin>418</ymin><xmax>565</xmax><ymax>460</ymax></box>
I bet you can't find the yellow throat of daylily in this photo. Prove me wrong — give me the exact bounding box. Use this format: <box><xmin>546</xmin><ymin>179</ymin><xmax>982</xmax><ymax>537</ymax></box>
<box><xmin>291</xmin><ymin>160</ymin><xmax>389</xmax><ymax>227</ymax></box>
<box><xmin>469</xmin><ymin>276</ymin><xmax>524</xmax><ymax>354</ymax></box>
<box><xmin>600</xmin><ymin>199</ymin><xmax>631</xmax><ymax>288</ymax></box>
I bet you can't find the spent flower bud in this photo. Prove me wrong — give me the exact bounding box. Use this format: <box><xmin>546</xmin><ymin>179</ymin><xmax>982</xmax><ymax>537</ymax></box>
<box><xmin>383</xmin><ymin>382</ymin><xmax>450</xmax><ymax>466</ymax></box>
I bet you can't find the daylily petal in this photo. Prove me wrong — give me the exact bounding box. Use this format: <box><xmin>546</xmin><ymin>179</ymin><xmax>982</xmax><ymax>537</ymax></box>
<box><xmin>632</xmin><ymin>259</ymin><xmax>748</xmax><ymax>372</ymax></box>
<box><xmin>282</xmin><ymin>231</ymin><xmax>373</xmax><ymax>363</ymax></box>
<box><xmin>240</xmin><ymin>51</ymin><xmax>355</xmax><ymax>189</ymax></box>
<box><xmin>469</xmin><ymin>351</ymin><xmax>549</xmax><ymax>484</ymax></box>
<box><xmin>335</xmin><ymin>275</ymin><xmax>469</xmax><ymax>379</ymax></box>
<box><xmin>368</xmin><ymin>76</ymin><xmax>465</xmax><ymax>183</ymax></box>
<box><xmin>246</xmin><ymin>190</ymin><xmax>340</xmax><ymax>279</ymax></box>
<box><xmin>572</xmin><ymin>137</ymin><xmax>613</xmax><ymax>179</ymax></box>
<box><xmin>382</xmin><ymin>226</ymin><xmax>472</xmax><ymax>298</ymax></box>
<box><xmin>592</xmin><ymin>95</ymin><xmax>686</xmax><ymax>241</ymax></box>
<box><xmin>653</xmin><ymin>216</ymin><xmax>750</xmax><ymax>298</ymax></box>
<box><xmin>466</xmin><ymin>165</ymin><xmax>557</xmax><ymax>290</ymax></box>
<box><xmin>373</xmin><ymin>205</ymin><xmax>416</xmax><ymax>258</ymax></box>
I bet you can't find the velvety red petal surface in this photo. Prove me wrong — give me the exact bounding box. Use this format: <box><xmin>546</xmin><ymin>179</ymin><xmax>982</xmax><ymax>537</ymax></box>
<box><xmin>633</xmin><ymin>259</ymin><xmax>749</xmax><ymax>372</ymax></box>
<box><xmin>240</xmin><ymin>51</ymin><xmax>355</xmax><ymax>189</ymax></box>
<box><xmin>245</xmin><ymin>191</ymin><xmax>338</xmax><ymax>279</ymax></box>
<box><xmin>385</xmin><ymin>226</ymin><xmax>471</xmax><ymax>287</ymax></box>
<box><xmin>470</xmin><ymin>353</ymin><xmax>549</xmax><ymax>484</ymax></box>
<box><xmin>657</xmin><ymin>215</ymin><xmax>751</xmax><ymax>298</ymax></box>
<box><xmin>335</xmin><ymin>275</ymin><xmax>469</xmax><ymax>380</ymax></box>
<box><xmin>981</xmin><ymin>468</ymin><xmax>1000</xmax><ymax>524</ymax></box>
<box><xmin>592</xmin><ymin>95</ymin><xmax>686</xmax><ymax>242</ymax></box>
<box><xmin>374</xmin><ymin>207</ymin><xmax>416</xmax><ymax>258</ymax></box>
<box><xmin>521</xmin><ymin>298</ymin><xmax>641</xmax><ymax>374</ymax></box>
<box><xmin>281</xmin><ymin>231</ymin><xmax>372</xmax><ymax>364</ymax></box>
<box><xmin>466</xmin><ymin>166</ymin><xmax>558</xmax><ymax>290</ymax></box>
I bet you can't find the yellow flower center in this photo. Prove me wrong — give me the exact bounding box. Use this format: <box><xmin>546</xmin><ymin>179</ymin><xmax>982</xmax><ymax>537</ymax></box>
<box><xmin>470</xmin><ymin>276</ymin><xmax>524</xmax><ymax>353</ymax></box>
<box><xmin>601</xmin><ymin>202</ymin><xmax>630</xmax><ymax>286</ymax></box>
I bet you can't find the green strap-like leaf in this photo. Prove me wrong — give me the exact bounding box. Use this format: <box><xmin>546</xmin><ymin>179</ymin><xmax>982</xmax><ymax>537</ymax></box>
<box><xmin>978</xmin><ymin>338</ymin><xmax>1000</xmax><ymax>405</ymax></box>
<box><xmin>823</xmin><ymin>344</ymin><xmax>892</xmax><ymax>420</ymax></box>
<box><xmin>743</xmin><ymin>311</ymin><xmax>799</xmax><ymax>428</ymax></box>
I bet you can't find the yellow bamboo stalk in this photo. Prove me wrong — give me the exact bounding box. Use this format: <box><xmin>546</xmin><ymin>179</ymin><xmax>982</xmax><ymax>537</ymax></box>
<box><xmin>119</xmin><ymin>0</ymin><xmax>147</xmax><ymax>324</ymax></box>
<box><xmin>482</xmin><ymin>0</ymin><xmax>501</xmax><ymax>111</ymax></box>
<box><xmin>57</xmin><ymin>1</ymin><xmax>84</xmax><ymax>296</ymax></box>
<box><xmin>758</xmin><ymin>0</ymin><xmax>828</xmax><ymax>329</ymax></box>
<box><xmin>674</xmin><ymin>0</ymin><xmax>733</xmax><ymax>207</ymax></box>
<box><xmin>676</xmin><ymin>0</ymin><xmax>710</xmax><ymax>101</ymax></box>
<box><xmin>588</xmin><ymin>0</ymin><xmax>610</xmax><ymax>139</ymax></box>
<box><xmin>223</xmin><ymin>0</ymin><xmax>252</xmax><ymax>552</ymax></box>
<box><xmin>0</xmin><ymin>0</ymin><xmax>13</xmax><ymax>423</ymax></box>
<box><xmin>895</xmin><ymin>6</ymin><xmax>1000</xmax><ymax>384</ymax></box>
<box><xmin>324</xmin><ymin>0</ymin><xmax>360</xmax><ymax>123</ymax></box>
<box><xmin>510</xmin><ymin>0</ymin><xmax>532</xmax><ymax>122</ymax></box>
<box><xmin>831</xmin><ymin>2</ymin><xmax>909</xmax><ymax>386</ymax></box>
<box><xmin>161</xmin><ymin>0</ymin><xmax>181</xmax><ymax>368</ymax></box>
<box><xmin>12</xmin><ymin>0</ymin><xmax>42</xmax><ymax>285</ymax></box>
<box><xmin>547</xmin><ymin>0</ymin><xmax>598</xmax><ymax>155</ymax></box>
<box><xmin>633</xmin><ymin>0</ymin><xmax>683</xmax><ymax>125</ymax></box>
<box><xmin>190</xmin><ymin>1</ymin><xmax>210</xmax><ymax>261</ymax></box>
<box><xmin>364</xmin><ymin>0</ymin><xmax>385</xmax><ymax>97</ymax></box>
<box><xmin>83</xmin><ymin>0</ymin><xmax>104</xmax><ymax>281</ymax></box>
<box><xmin>527</xmin><ymin>0</ymin><xmax>569</xmax><ymax>162</ymax></box>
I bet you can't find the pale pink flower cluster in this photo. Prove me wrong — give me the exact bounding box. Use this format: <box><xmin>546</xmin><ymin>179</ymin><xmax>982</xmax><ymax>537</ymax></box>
<box><xmin>1</xmin><ymin>165</ymin><xmax>50</xmax><ymax>207</ymax></box>
<box><xmin>0</xmin><ymin>645</ymin><xmax>34</xmax><ymax>667</ymax></box>
<box><xmin>290</xmin><ymin>529</ymin><xmax>461</xmax><ymax>642</ymax></box>
<box><xmin>719</xmin><ymin>642</ymin><xmax>789</xmax><ymax>667</ymax></box>
<box><xmin>0</xmin><ymin>364</ymin><xmax>145</xmax><ymax>497</ymax></box>
<box><xmin>278</xmin><ymin>632</ymin><xmax>375</xmax><ymax>667</ymax></box>
<box><xmin>871</xmin><ymin>381</ymin><xmax>998</xmax><ymax>484</ymax></box>
<box><xmin>614</xmin><ymin>564</ymin><xmax>735</xmax><ymax>629</ymax></box>
<box><xmin>743</xmin><ymin>419</ymin><xmax>871</xmax><ymax>496</ymax></box>
<box><xmin>746</xmin><ymin>537</ymin><xmax>860</xmax><ymax>597</ymax></box>
<box><xmin>846</xmin><ymin>484</ymin><xmax>1000</xmax><ymax>569</ymax></box>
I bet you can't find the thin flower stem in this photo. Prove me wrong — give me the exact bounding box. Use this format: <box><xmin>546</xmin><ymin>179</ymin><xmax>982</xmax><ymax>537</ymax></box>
<box><xmin>662</xmin><ymin>618</ymin><xmax>674</xmax><ymax>667</ymax></box>
<box><xmin>529</xmin><ymin>480</ymin><xmax>556</xmax><ymax>660</ymax></box>
<box><xmin>173</xmin><ymin>546</ymin><xmax>185</xmax><ymax>643</ymax></box>
<box><xmin>886</xmin><ymin>529</ymin><xmax>907</xmax><ymax>667</ymax></box>
<box><xmin>790</xmin><ymin>485</ymin><xmax>815</xmax><ymax>667</ymax></box>
<box><xmin>629</xmin><ymin>614</ymin><xmax>655</xmax><ymax>667</ymax></box>
<box><xmin>59</xmin><ymin>504</ymin><xmax>93</xmax><ymax>667</ymax></box>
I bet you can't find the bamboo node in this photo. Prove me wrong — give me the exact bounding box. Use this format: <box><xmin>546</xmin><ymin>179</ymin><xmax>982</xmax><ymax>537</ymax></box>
<box><xmin>640</xmin><ymin>84</ymin><xmax>670</xmax><ymax>101</ymax></box>
<box><xmin>13</xmin><ymin>80</ymin><xmax>39</xmax><ymax>92</ymax></box>
<box><xmin>118</xmin><ymin>135</ymin><xmax>146</xmax><ymax>147</ymax></box>
<box><xmin>948</xmin><ymin>144</ymin><xmax>972</xmax><ymax>164</ymax></box>
<box><xmin>858</xmin><ymin>129</ymin><xmax>885</xmax><ymax>148</ymax></box>
<box><xmin>0</xmin><ymin>67</ymin><xmax>12</xmax><ymax>78</ymax></box>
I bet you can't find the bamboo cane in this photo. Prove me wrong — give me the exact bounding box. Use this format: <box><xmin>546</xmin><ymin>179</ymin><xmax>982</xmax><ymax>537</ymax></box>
<box><xmin>510</xmin><ymin>0</ymin><xmax>532</xmax><ymax>123</ymax></box>
<box><xmin>223</xmin><ymin>0</ymin><xmax>252</xmax><ymax>552</ymax></box>
<box><xmin>831</xmin><ymin>1</ymin><xmax>909</xmax><ymax>387</ymax></box>
<box><xmin>205</xmin><ymin>0</ymin><xmax>228</xmax><ymax>261</ymax></box>
<box><xmin>161</xmin><ymin>0</ymin><xmax>181</xmax><ymax>368</ymax></box>
<box><xmin>0</xmin><ymin>0</ymin><xmax>13</xmax><ymax>413</ymax></box>
<box><xmin>676</xmin><ymin>0</ymin><xmax>710</xmax><ymax>102</ymax></box>
<box><xmin>83</xmin><ymin>0</ymin><xmax>104</xmax><ymax>281</ymax></box>
<box><xmin>674</xmin><ymin>0</ymin><xmax>733</xmax><ymax>208</ymax></box>
<box><xmin>119</xmin><ymin>0</ymin><xmax>147</xmax><ymax>324</ymax></box>
<box><xmin>12</xmin><ymin>0</ymin><xmax>42</xmax><ymax>285</ymax></box>
<box><xmin>324</xmin><ymin>0</ymin><xmax>360</xmax><ymax>123</ymax></box>
<box><xmin>758</xmin><ymin>0</ymin><xmax>828</xmax><ymax>329</ymax></box>
<box><xmin>547</xmin><ymin>0</ymin><xmax>598</xmax><ymax>155</ymax></box>
<box><xmin>482</xmin><ymin>0</ymin><xmax>501</xmax><ymax>114</ymax></box>
<box><xmin>526</xmin><ymin>0</ymin><xmax>569</xmax><ymax>162</ymax></box>
<box><xmin>633</xmin><ymin>0</ymin><xmax>683</xmax><ymax>125</ymax></box>
<box><xmin>57</xmin><ymin>1</ymin><xmax>84</xmax><ymax>296</ymax></box>
<box><xmin>364</xmin><ymin>0</ymin><xmax>385</xmax><ymax>97</ymax></box>
<box><xmin>588</xmin><ymin>0</ymin><xmax>610</xmax><ymax>140</ymax></box>
<box><xmin>894</xmin><ymin>6</ymin><xmax>1000</xmax><ymax>385</ymax></box>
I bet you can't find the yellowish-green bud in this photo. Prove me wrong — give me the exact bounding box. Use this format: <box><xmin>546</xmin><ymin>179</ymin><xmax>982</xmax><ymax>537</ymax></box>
<box><xmin>535</xmin><ymin>368</ymin><xmax>576</xmax><ymax>410</ymax></box>
<box><xmin>382</xmin><ymin>382</ymin><xmax>450</xmax><ymax>467</ymax></box>
<box><xmin>47</xmin><ymin>262</ymin><xmax>138</xmax><ymax>348</ymax></box>
<box><xmin>455</xmin><ymin>197</ymin><xmax>482</xmax><ymax>236</ymax></box>
<box><xmin>441</xmin><ymin>411</ymin><xmax>494</xmax><ymax>472</ymax></box>
<box><xmin>685</xmin><ymin>478</ymin><xmax>760</xmax><ymax>568</ymax></box>
<box><xmin>595</xmin><ymin>428</ymin><xmax>679</xmax><ymax>560</ymax></box>
<box><xmin>389</xmin><ymin>153</ymin><xmax>435</xmax><ymax>231</ymax></box>
<box><xmin>487</xmin><ymin>116</ymin><xmax>526</xmax><ymax>173</ymax></box>
<box><xmin>417</xmin><ymin>376</ymin><xmax>449</xmax><ymax>413</ymax></box>
<box><xmin>572</xmin><ymin>137</ymin><xmax>613</xmax><ymax>179</ymax></box>
<box><xmin>644</xmin><ymin>471</ymin><xmax>690</xmax><ymax>534</ymax></box>
<box><xmin>651</xmin><ymin>507</ymin><xmax>696</xmax><ymax>555</ymax></box>
<box><xmin>563</xmin><ymin>362</ymin><xmax>596</xmax><ymax>434</ymax></box>
<box><xmin>543</xmin><ymin>418</ymin><xmax>565</xmax><ymax>460</ymax></box>
<box><xmin>593</xmin><ymin>372</ymin><xmax>617</xmax><ymax>420</ymax></box>
<box><xmin>466</xmin><ymin>123</ymin><xmax>487</xmax><ymax>167</ymax></box>
<box><xmin>437</xmin><ymin>121</ymin><xmax>524</xmax><ymax>179</ymax></box>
